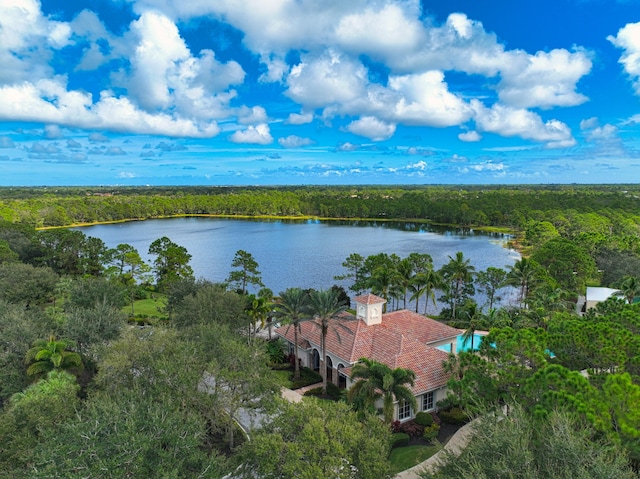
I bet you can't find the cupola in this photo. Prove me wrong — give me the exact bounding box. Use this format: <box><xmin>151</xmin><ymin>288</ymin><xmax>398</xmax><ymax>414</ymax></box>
<box><xmin>353</xmin><ymin>293</ymin><xmax>386</xmax><ymax>326</ymax></box>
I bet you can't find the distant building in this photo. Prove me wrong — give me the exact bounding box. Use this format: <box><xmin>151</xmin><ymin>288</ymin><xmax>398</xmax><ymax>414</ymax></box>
<box><xmin>584</xmin><ymin>287</ymin><xmax>620</xmax><ymax>311</ymax></box>
<box><xmin>275</xmin><ymin>293</ymin><xmax>462</xmax><ymax>422</ymax></box>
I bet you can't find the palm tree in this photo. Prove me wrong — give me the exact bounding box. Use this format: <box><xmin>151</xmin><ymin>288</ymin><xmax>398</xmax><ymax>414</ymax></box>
<box><xmin>274</xmin><ymin>287</ymin><xmax>310</xmax><ymax>380</ymax></box>
<box><xmin>305</xmin><ymin>288</ymin><xmax>349</xmax><ymax>394</ymax></box>
<box><xmin>408</xmin><ymin>273</ymin><xmax>427</xmax><ymax>313</ymax></box>
<box><xmin>348</xmin><ymin>358</ymin><xmax>417</xmax><ymax>424</ymax></box>
<box><xmin>245</xmin><ymin>294</ymin><xmax>271</xmax><ymax>343</ymax></box>
<box><xmin>440</xmin><ymin>251</ymin><xmax>476</xmax><ymax>319</ymax></box>
<box><xmin>258</xmin><ymin>287</ymin><xmax>276</xmax><ymax>339</ymax></box>
<box><xmin>410</xmin><ymin>269</ymin><xmax>444</xmax><ymax>316</ymax></box>
<box><xmin>617</xmin><ymin>275</ymin><xmax>640</xmax><ymax>304</ymax></box>
<box><xmin>461</xmin><ymin>302</ymin><xmax>482</xmax><ymax>352</ymax></box>
<box><xmin>25</xmin><ymin>335</ymin><xmax>83</xmax><ymax>379</ymax></box>
<box><xmin>368</xmin><ymin>267</ymin><xmax>395</xmax><ymax>312</ymax></box>
<box><xmin>393</xmin><ymin>258</ymin><xmax>415</xmax><ymax>310</ymax></box>
<box><xmin>505</xmin><ymin>257</ymin><xmax>540</xmax><ymax>308</ymax></box>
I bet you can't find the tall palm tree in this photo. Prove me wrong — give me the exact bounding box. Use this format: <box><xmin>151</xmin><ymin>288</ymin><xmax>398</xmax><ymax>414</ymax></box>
<box><xmin>506</xmin><ymin>257</ymin><xmax>540</xmax><ymax>308</ymax></box>
<box><xmin>245</xmin><ymin>294</ymin><xmax>271</xmax><ymax>343</ymax></box>
<box><xmin>461</xmin><ymin>302</ymin><xmax>482</xmax><ymax>352</ymax></box>
<box><xmin>393</xmin><ymin>258</ymin><xmax>415</xmax><ymax>310</ymax></box>
<box><xmin>25</xmin><ymin>335</ymin><xmax>83</xmax><ymax>380</ymax></box>
<box><xmin>440</xmin><ymin>251</ymin><xmax>476</xmax><ymax>319</ymax></box>
<box><xmin>348</xmin><ymin>358</ymin><xmax>417</xmax><ymax>424</ymax></box>
<box><xmin>409</xmin><ymin>273</ymin><xmax>428</xmax><ymax>313</ymax></box>
<box><xmin>368</xmin><ymin>266</ymin><xmax>395</xmax><ymax>312</ymax></box>
<box><xmin>274</xmin><ymin>287</ymin><xmax>310</xmax><ymax>380</ymax></box>
<box><xmin>305</xmin><ymin>288</ymin><xmax>349</xmax><ymax>394</ymax></box>
<box><xmin>411</xmin><ymin>269</ymin><xmax>444</xmax><ymax>316</ymax></box>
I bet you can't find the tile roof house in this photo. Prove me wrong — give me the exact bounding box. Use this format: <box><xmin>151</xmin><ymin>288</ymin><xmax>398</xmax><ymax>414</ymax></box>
<box><xmin>274</xmin><ymin>293</ymin><xmax>461</xmax><ymax>422</ymax></box>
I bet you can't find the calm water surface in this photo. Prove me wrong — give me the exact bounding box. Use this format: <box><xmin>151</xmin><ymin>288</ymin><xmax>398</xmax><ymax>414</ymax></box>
<box><xmin>78</xmin><ymin>217</ymin><xmax>520</xmax><ymax>304</ymax></box>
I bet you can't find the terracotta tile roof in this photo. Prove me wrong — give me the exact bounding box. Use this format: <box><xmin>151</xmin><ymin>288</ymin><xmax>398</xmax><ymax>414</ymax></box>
<box><xmin>352</xmin><ymin>293</ymin><xmax>386</xmax><ymax>305</ymax></box>
<box><xmin>274</xmin><ymin>308</ymin><xmax>459</xmax><ymax>393</ymax></box>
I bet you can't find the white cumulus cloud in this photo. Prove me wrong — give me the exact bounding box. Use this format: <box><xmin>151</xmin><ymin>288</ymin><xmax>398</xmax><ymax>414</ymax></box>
<box><xmin>345</xmin><ymin>117</ymin><xmax>396</xmax><ymax>141</ymax></box>
<box><xmin>238</xmin><ymin>106</ymin><xmax>268</xmax><ymax>125</ymax></box>
<box><xmin>230</xmin><ymin>123</ymin><xmax>273</xmax><ymax>145</ymax></box>
<box><xmin>458</xmin><ymin>130</ymin><xmax>482</xmax><ymax>142</ymax></box>
<box><xmin>278</xmin><ymin>135</ymin><xmax>314</xmax><ymax>148</ymax></box>
<box><xmin>497</xmin><ymin>49</ymin><xmax>591</xmax><ymax>109</ymax></box>
<box><xmin>286</xmin><ymin>112</ymin><xmax>314</xmax><ymax>125</ymax></box>
<box><xmin>472</xmin><ymin>101</ymin><xmax>575</xmax><ymax>148</ymax></box>
<box><xmin>609</xmin><ymin>21</ymin><xmax>640</xmax><ymax>95</ymax></box>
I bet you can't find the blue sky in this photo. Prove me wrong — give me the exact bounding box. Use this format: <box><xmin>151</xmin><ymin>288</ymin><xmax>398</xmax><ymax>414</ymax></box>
<box><xmin>1</xmin><ymin>0</ymin><xmax>640</xmax><ymax>186</ymax></box>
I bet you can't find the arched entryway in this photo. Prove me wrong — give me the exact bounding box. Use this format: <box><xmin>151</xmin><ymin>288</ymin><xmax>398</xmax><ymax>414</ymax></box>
<box><xmin>311</xmin><ymin>349</ymin><xmax>320</xmax><ymax>372</ymax></box>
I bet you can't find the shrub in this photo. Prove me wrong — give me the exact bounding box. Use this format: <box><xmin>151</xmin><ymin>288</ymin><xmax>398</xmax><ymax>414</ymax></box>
<box><xmin>439</xmin><ymin>407</ymin><xmax>469</xmax><ymax>425</ymax></box>
<box><xmin>391</xmin><ymin>420</ymin><xmax>402</xmax><ymax>433</ymax></box>
<box><xmin>290</xmin><ymin>368</ymin><xmax>322</xmax><ymax>389</ymax></box>
<box><xmin>326</xmin><ymin>382</ymin><xmax>343</xmax><ymax>400</ymax></box>
<box><xmin>415</xmin><ymin>411</ymin><xmax>434</xmax><ymax>427</ymax></box>
<box><xmin>390</xmin><ymin>433</ymin><xmax>410</xmax><ymax>449</ymax></box>
<box><xmin>423</xmin><ymin>423</ymin><xmax>440</xmax><ymax>442</ymax></box>
<box><xmin>265</xmin><ymin>339</ymin><xmax>286</xmax><ymax>364</ymax></box>
<box><xmin>271</xmin><ymin>362</ymin><xmax>291</xmax><ymax>371</ymax></box>
<box><xmin>302</xmin><ymin>383</ymin><xmax>343</xmax><ymax>401</ymax></box>
<box><xmin>399</xmin><ymin>420</ymin><xmax>424</xmax><ymax>438</ymax></box>
<box><xmin>303</xmin><ymin>387</ymin><xmax>323</xmax><ymax>397</ymax></box>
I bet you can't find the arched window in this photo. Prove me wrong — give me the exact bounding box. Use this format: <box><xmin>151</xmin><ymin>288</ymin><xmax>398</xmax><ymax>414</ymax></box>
<box><xmin>311</xmin><ymin>349</ymin><xmax>320</xmax><ymax>371</ymax></box>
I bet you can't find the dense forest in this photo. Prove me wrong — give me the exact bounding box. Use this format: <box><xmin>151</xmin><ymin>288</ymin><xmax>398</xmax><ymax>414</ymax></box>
<box><xmin>1</xmin><ymin>184</ymin><xmax>640</xmax><ymax>231</ymax></box>
<box><xmin>1</xmin><ymin>185</ymin><xmax>640</xmax><ymax>478</ymax></box>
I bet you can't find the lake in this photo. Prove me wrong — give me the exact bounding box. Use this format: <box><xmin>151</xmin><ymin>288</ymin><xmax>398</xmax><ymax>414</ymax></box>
<box><xmin>77</xmin><ymin>217</ymin><xmax>520</xmax><ymax>308</ymax></box>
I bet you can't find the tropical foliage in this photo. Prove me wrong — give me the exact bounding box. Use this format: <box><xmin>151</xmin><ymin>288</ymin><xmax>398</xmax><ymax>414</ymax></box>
<box><xmin>1</xmin><ymin>184</ymin><xmax>640</xmax><ymax>475</ymax></box>
<box><xmin>348</xmin><ymin>358</ymin><xmax>417</xmax><ymax>423</ymax></box>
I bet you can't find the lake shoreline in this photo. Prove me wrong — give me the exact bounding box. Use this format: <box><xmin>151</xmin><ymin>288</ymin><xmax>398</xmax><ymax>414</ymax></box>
<box><xmin>46</xmin><ymin>214</ymin><xmax>524</xmax><ymax>254</ymax></box>
<box><xmin>72</xmin><ymin>217</ymin><xmax>520</xmax><ymax>306</ymax></box>
<box><xmin>40</xmin><ymin>213</ymin><xmax>516</xmax><ymax>236</ymax></box>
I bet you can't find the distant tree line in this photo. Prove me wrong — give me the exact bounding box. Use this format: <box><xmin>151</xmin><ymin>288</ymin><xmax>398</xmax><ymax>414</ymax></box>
<box><xmin>1</xmin><ymin>184</ymin><xmax>639</xmax><ymax>231</ymax></box>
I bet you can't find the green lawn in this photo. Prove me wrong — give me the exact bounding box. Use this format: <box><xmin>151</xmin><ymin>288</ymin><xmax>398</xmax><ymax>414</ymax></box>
<box><xmin>126</xmin><ymin>293</ymin><xmax>168</xmax><ymax>321</ymax></box>
<box><xmin>388</xmin><ymin>444</ymin><xmax>440</xmax><ymax>474</ymax></box>
<box><xmin>270</xmin><ymin>367</ymin><xmax>323</xmax><ymax>390</ymax></box>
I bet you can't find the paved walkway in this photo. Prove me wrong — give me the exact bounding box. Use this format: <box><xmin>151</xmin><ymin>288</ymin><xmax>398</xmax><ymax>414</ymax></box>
<box><xmin>280</xmin><ymin>382</ymin><xmax>323</xmax><ymax>402</ymax></box>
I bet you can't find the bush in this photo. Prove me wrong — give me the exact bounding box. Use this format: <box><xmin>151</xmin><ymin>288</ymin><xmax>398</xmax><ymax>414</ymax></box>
<box><xmin>271</xmin><ymin>362</ymin><xmax>291</xmax><ymax>371</ymax></box>
<box><xmin>303</xmin><ymin>387</ymin><xmax>323</xmax><ymax>397</ymax></box>
<box><xmin>302</xmin><ymin>382</ymin><xmax>343</xmax><ymax>401</ymax></box>
<box><xmin>390</xmin><ymin>433</ymin><xmax>410</xmax><ymax>449</ymax></box>
<box><xmin>291</xmin><ymin>368</ymin><xmax>322</xmax><ymax>389</ymax></box>
<box><xmin>439</xmin><ymin>407</ymin><xmax>469</xmax><ymax>425</ymax></box>
<box><xmin>391</xmin><ymin>420</ymin><xmax>402</xmax><ymax>433</ymax></box>
<box><xmin>399</xmin><ymin>420</ymin><xmax>424</xmax><ymax>438</ymax></box>
<box><xmin>326</xmin><ymin>382</ymin><xmax>343</xmax><ymax>400</ymax></box>
<box><xmin>423</xmin><ymin>423</ymin><xmax>440</xmax><ymax>442</ymax></box>
<box><xmin>415</xmin><ymin>411</ymin><xmax>434</xmax><ymax>427</ymax></box>
<box><xmin>265</xmin><ymin>339</ymin><xmax>286</xmax><ymax>364</ymax></box>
